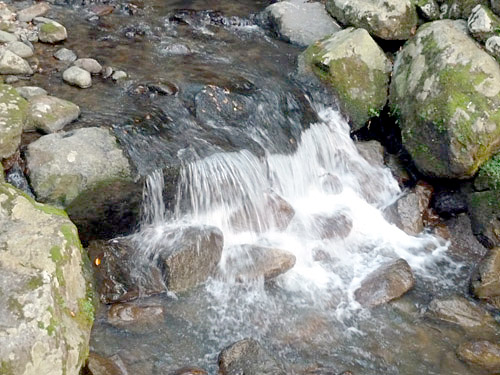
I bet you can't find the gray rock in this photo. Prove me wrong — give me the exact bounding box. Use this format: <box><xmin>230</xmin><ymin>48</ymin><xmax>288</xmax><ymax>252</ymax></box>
<box><xmin>468</xmin><ymin>191</ymin><xmax>500</xmax><ymax>248</ymax></box>
<box><xmin>264</xmin><ymin>0</ymin><xmax>341</xmax><ymax>47</ymax></box>
<box><xmin>63</xmin><ymin>66</ymin><xmax>92</xmax><ymax>88</ymax></box>
<box><xmin>354</xmin><ymin>258</ymin><xmax>415</xmax><ymax>307</ymax></box>
<box><xmin>416</xmin><ymin>0</ymin><xmax>441</xmax><ymax>20</ymax></box>
<box><xmin>112</xmin><ymin>70</ymin><xmax>127</xmax><ymax>81</ymax></box>
<box><xmin>73</xmin><ymin>58</ymin><xmax>102</xmax><ymax>74</ymax></box>
<box><xmin>16</xmin><ymin>86</ymin><xmax>48</xmax><ymax>100</ymax></box>
<box><xmin>468</xmin><ymin>4</ymin><xmax>500</xmax><ymax>42</ymax></box>
<box><xmin>426</xmin><ymin>296</ymin><xmax>496</xmax><ymax>328</ymax></box>
<box><xmin>102</xmin><ymin>66</ymin><xmax>113</xmax><ymax>79</ymax></box>
<box><xmin>301</xmin><ymin>28</ymin><xmax>392</xmax><ymax>130</ymax></box>
<box><xmin>38</xmin><ymin>20</ymin><xmax>67</xmax><ymax>43</ymax></box>
<box><xmin>390</xmin><ymin>20</ymin><xmax>500</xmax><ymax>178</ymax></box>
<box><xmin>457</xmin><ymin>341</ymin><xmax>500</xmax><ymax>372</ymax></box>
<box><xmin>26</xmin><ymin>127</ymin><xmax>132</xmax><ymax>207</ymax></box>
<box><xmin>440</xmin><ymin>0</ymin><xmax>489</xmax><ymax>19</ymax></box>
<box><xmin>471</xmin><ymin>247</ymin><xmax>500</xmax><ymax>309</ymax></box>
<box><xmin>486</xmin><ymin>35</ymin><xmax>500</xmax><ymax>59</ymax></box>
<box><xmin>4</xmin><ymin>75</ymin><xmax>18</xmax><ymax>84</ymax></box>
<box><xmin>493</xmin><ymin>0</ymin><xmax>500</xmax><ymax>16</ymax></box>
<box><xmin>0</xmin><ymin>85</ymin><xmax>28</xmax><ymax>158</ymax></box>
<box><xmin>218</xmin><ymin>338</ymin><xmax>286</xmax><ymax>375</ymax></box>
<box><xmin>221</xmin><ymin>244</ymin><xmax>296</xmax><ymax>282</ymax></box>
<box><xmin>54</xmin><ymin>47</ymin><xmax>77</xmax><ymax>62</ymax></box>
<box><xmin>27</xmin><ymin>95</ymin><xmax>80</xmax><ymax>133</ymax></box>
<box><xmin>17</xmin><ymin>2</ymin><xmax>51</xmax><ymax>22</ymax></box>
<box><xmin>0</xmin><ymin>49</ymin><xmax>33</xmax><ymax>75</ymax></box>
<box><xmin>356</xmin><ymin>140</ymin><xmax>385</xmax><ymax>168</ymax></box>
<box><xmin>0</xmin><ymin>182</ymin><xmax>94</xmax><ymax>375</ymax></box>
<box><xmin>326</xmin><ymin>0</ymin><xmax>418</xmax><ymax>40</ymax></box>
<box><xmin>0</xmin><ymin>29</ymin><xmax>18</xmax><ymax>42</ymax></box>
<box><xmin>6</xmin><ymin>41</ymin><xmax>34</xmax><ymax>58</ymax></box>
<box><xmin>33</xmin><ymin>16</ymin><xmax>54</xmax><ymax>24</ymax></box>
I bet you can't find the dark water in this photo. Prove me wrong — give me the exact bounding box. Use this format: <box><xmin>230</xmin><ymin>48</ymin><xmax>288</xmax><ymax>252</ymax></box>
<box><xmin>9</xmin><ymin>0</ymin><xmax>499</xmax><ymax>374</ymax></box>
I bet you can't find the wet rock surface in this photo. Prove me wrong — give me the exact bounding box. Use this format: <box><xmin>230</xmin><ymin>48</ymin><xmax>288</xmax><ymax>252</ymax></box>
<box><xmin>457</xmin><ymin>340</ymin><xmax>500</xmax><ymax>372</ymax></box>
<box><xmin>471</xmin><ymin>247</ymin><xmax>500</xmax><ymax>309</ymax></box>
<box><xmin>354</xmin><ymin>259</ymin><xmax>415</xmax><ymax>307</ymax></box>
<box><xmin>218</xmin><ymin>338</ymin><xmax>286</xmax><ymax>375</ymax></box>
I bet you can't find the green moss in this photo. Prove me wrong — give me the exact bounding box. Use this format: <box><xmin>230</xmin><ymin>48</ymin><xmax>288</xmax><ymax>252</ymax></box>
<box><xmin>27</xmin><ymin>276</ymin><xmax>44</xmax><ymax>290</ymax></box>
<box><xmin>50</xmin><ymin>246</ymin><xmax>63</xmax><ymax>263</ymax></box>
<box><xmin>476</xmin><ymin>153</ymin><xmax>500</xmax><ymax>190</ymax></box>
<box><xmin>0</xmin><ymin>361</ymin><xmax>13</xmax><ymax>375</ymax></box>
<box><xmin>40</xmin><ymin>22</ymin><xmax>60</xmax><ymax>34</ymax></box>
<box><xmin>7</xmin><ymin>297</ymin><xmax>23</xmax><ymax>317</ymax></box>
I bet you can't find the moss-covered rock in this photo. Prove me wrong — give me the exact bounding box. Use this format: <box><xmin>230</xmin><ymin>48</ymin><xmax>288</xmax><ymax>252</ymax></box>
<box><xmin>326</xmin><ymin>0</ymin><xmax>418</xmax><ymax>40</ymax></box>
<box><xmin>26</xmin><ymin>95</ymin><xmax>80</xmax><ymax>133</ymax></box>
<box><xmin>301</xmin><ymin>28</ymin><xmax>392</xmax><ymax>130</ymax></box>
<box><xmin>0</xmin><ymin>84</ymin><xmax>28</xmax><ymax>159</ymax></box>
<box><xmin>390</xmin><ymin>20</ymin><xmax>500</xmax><ymax>178</ymax></box>
<box><xmin>475</xmin><ymin>152</ymin><xmax>500</xmax><ymax>190</ymax></box>
<box><xmin>467</xmin><ymin>190</ymin><xmax>500</xmax><ymax>247</ymax></box>
<box><xmin>467</xmin><ymin>4</ymin><xmax>500</xmax><ymax>43</ymax></box>
<box><xmin>440</xmin><ymin>0</ymin><xmax>489</xmax><ymax>19</ymax></box>
<box><xmin>38</xmin><ymin>20</ymin><xmax>67</xmax><ymax>43</ymax></box>
<box><xmin>0</xmin><ymin>182</ymin><xmax>94</xmax><ymax>375</ymax></box>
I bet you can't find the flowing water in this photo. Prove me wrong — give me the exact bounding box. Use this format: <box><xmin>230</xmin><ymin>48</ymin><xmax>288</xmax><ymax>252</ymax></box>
<box><xmin>22</xmin><ymin>0</ymin><xmax>497</xmax><ymax>373</ymax></box>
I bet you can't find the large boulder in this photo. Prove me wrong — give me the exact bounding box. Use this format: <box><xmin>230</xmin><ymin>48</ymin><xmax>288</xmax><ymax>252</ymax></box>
<box><xmin>26</xmin><ymin>127</ymin><xmax>132</xmax><ymax>207</ymax></box>
<box><xmin>390</xmin><ymin>20</ymin><xmax>500</xmax><ymax>178</ymax></box>
<box><xmin>471</xmin><ymin>247</ymin><xmax>500</xmax><ymax>309</ymax></box>
<box><xmin>0</xmin><ymin>182</ymin><xmax>94</xmax><ymax>375</ymax></box>
<box><xmin>302</xmin><ymin>28</ymin><xmax>392</xmax><ymax>130</ymax></box>
<box><xmin>263</xmin><ymin>0</ymin><xmax>341</xmax><ymax>47</ymax></box>
<box><xmin>0</xmin><ymin>84</ymin><xmax>28</xmax><ymax>158</ymax></box>
<box><xmin>354</xmin><ymin>258</ymin><xmax>415</xmax><ymax>307</ymax></box>
<box><xmin>218</xmin><ymin>338</ymin><xmax>286</xmax><ymax>375</ymax></box>
<box><xmin>325</xmin><ymin>0</ymin><xmax>418</xmax><ymax>40</ymax></box>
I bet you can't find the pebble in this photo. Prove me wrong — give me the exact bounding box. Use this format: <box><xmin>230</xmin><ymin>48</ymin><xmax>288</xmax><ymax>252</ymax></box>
<box><xmin>17</xmin><ymin>2</ymin><xmax>51</xmax><ymax>23</ymax></box>
<box><xmin>6</xmin><ymin>41</ymin><xmax>34</xmax><ymax>58</ymax></box>
<box><xmin>38</xmin><ymin>20</ymin><xmax>67</xmax><ymax>43</ymax></box>
<box><xmin>112</xmin><ymin>70</ymin><xmax>127</xmax><ymax>81</ymax></box>
<box><xmin>54</xmin><ymin>48</ymin><xmax>77</xmax><ymax>62</ymax></box>
<box><xmin>74</xmin><ymin>58</ymin><xmax>102</xmax><ymax>74</ymax></box>
<box><xmin>62</xmin><ymin>66</ymin><xmax>92</xmax><ymax>88</ymax></box>
<box><xmin>0</xmin><ymin>30</ymin><xmax>18</xmax><ymax>43</ymax></box>
<box><xmin>102</xmin><ymin>66</ymin><xmax>113</xmax><ymax>79</ymax></box>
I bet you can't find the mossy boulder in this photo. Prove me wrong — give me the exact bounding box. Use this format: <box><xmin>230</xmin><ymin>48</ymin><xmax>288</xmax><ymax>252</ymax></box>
<box><xmin>416</xmin><ymin>0</ymin><xmax>440</xmax><ymax>21</ymax></box>
<box><xmin>325</xmin><ymin>0</ymin><xmax>418</xmax><ymax>40</ymax></box>
<box><xmin>0</xmin><ymin>182</ymin><xmax>94</xmax><ymax>375</ymax></box>
<box><xmin>38</xmin><ymin>20</ymin><xmax>67</xmax><ymax>43</ymax></box>
<box><xmin>467</xmin><ymin>4</ymin><xmax>500</xmax><ymax>43</ymax></box>
<box><xmin>390</xmin><ymin>20</ymin><xmax>500</xmax><ymax>178</ymax></box>
<box><xmin>301</xmin><ymin>28</ymin><xmax>392</xmax><ymax>130</ymax></box>
<box><xmin>440</xmin><ymin>0</ymin><xmax>489</xmax><ymax>19</ymax></box>
<box><xmin>0</xmin><ymin>84</ymin><xmax>28</xmax><ymax>158</ymax></box>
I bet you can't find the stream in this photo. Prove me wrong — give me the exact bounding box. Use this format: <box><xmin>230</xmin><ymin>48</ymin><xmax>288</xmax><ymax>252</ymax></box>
<box><xmin>20</xmin><ymin>0</ymin><xmax>499</xmax><ymax>373</ymax></box>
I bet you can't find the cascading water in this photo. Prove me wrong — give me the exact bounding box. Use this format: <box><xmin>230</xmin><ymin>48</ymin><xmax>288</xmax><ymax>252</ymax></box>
<box><xmin>119</xmin><ymin>107</ymin><xmax>471</xmax><ymax>374</ymax></box>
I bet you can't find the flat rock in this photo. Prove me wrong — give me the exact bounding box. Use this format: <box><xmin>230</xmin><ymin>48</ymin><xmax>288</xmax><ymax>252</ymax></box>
<box><xmin>26</xmin><ymin>127</ymin><xmax>132</xmax><ymax>206</ymax></box>
<box><xmin>221</xmin><ymin>244</ymin><xmax>296</xmax><ymax>282</ymax></box>
<box><xmin>457</xmin><ymin>340</ymin><xmax>500</xmax><ymax>372</ymax></box>
<box><xmin>107</xmin><ymin>302</ymin><xmax>164</xmax><ymax>328</ymax></box>
<box><xmin>54</xmin><ymin>47</ymin><xmax>77</xmax><ymax>62</ymax></box>
<box><xmin>6</xmin><ymin>41</ymin><xmax>33</xmax><ymax>58</ymax></box>
<box><xmin>27</xmin><ymin>95</ymin><xmax>80</xmax><ymax>133</ymax></box>
<box><xmin>218</xmin><ymin>338</ymin><xmax>286</xmax><ymax>375</ymax></box>
<box><xmin>17</xmin><ymin>2</ymin><xmax>51</xmax><ymax>22</ymax></box>
<box><xmin>354</xmin><ymin>258</ymin><xmax>415</xmax><ymax>307</ymax></box>
<box><xmin>0</xmin><ymin>182</ymin><xmax>94</xmax><ymax>375</ymax></box>
<box><xmin>0</xmin><ymin>49</ymin><xmax>33</xmax><ymax>75</ymax></box>
<box><xmin>63</xmin><ymin>66</ymin><xmax>92</xmax><ymax>88</ymax></box>
<box><xmin>426</xmin><ymin>296</ymin><xmax>496</xmax><ymax>328</ymax></box>
<box><xmin>0</xmin><ymin>84</ymin><xmax>28</xmax><ymax>158</ymax></box>
<box><xmin>74</xmin><ymin>58</ymin><xmax>102</xmax><ymax>74</ymax></box>
<box><xmin>15</xmin><ymin>86</ymin><xmax>48</xmax><ymax>100</ymax></box>
<box><xmin>38</xmin><ymin>20</ymin><xmax>67</xmax><ymax>43</ymax></box>
<box><xmin>264</xmin><ymin>0</ymin><xmax>341</xmax><ymax>47</ymax></box>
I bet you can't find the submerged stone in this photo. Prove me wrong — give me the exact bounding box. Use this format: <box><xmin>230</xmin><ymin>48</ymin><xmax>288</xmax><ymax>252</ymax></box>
<box><xmin>457</xmin><ymin>340</ymin><xmax>500</xmax><ymax>372</ymax></box>
<box><xmin>302</xmin><ymin>28</ymin><xmax>392</xmax><ymax>130</ymax></box>
<box><xmin>390</xmin><ymin>20</ymin><xmax>500</xmax><ymax>178</ymax></box>
<box><xmin>218</xmin><ymin>338</ymin><xmax>286</xmax><ymax>375</ymax></box>
<box><xmin>107</xmin><ymin>302</ymin><xmax>164</xmax><ymax>328</ymax></box>
<box><xmin>354</xmin><ymin>258</ymin><xmax>415</xmax><ymax>307</ymax></box>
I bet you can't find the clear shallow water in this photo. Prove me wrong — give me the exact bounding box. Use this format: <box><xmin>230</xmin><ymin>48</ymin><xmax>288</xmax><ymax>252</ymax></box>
<box><xmin>23</xmin><ymin>0</ymin><xmax>495</xmax><ymax>373</ymax></box>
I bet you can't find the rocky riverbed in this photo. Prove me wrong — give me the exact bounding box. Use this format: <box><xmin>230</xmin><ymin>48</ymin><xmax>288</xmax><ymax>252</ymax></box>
<box><xmin>2</xmin><ymin>0</ymin><xmax>500</xmax><ymax>374</ymax></box>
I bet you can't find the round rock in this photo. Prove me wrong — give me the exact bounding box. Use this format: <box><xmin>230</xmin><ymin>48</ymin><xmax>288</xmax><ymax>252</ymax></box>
<box><xmin>73</xmin><ymin>58</ymin><xmax>102</xmax><ymax>74</ymax></box>
<box><xmin>63</xmin><ymin>66</ymin><xmax>92</xmax><ymax>88</ymax></box>
<box><xmin>53</xmin><ymin>48</ymin><xmax>77</xmax><ymax>62</ymax></box>
<box><xmin>0</xmin><ymin>50</ymin><xmax>33</xmax><ymax>75</ymax></box>
<box><xmin>38</xmin><ymin>20</ymin><xmax>67</xmax><ymax>43</ymax></box>
<box><xmin>112</xmin><ymin>70</ymin><xmax>127</xmax><ymax>81</ymax></box>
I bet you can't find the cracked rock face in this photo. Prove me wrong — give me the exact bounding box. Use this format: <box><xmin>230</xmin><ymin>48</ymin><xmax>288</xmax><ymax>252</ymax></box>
<box><xmin>0</xmin><ymin>182</ymin><xmax>94</xmax><ymax>375</ymax></box>
<box><xmin>390</xmin><ymin>20</ymin><xmax>500</xmax><ymax>178</ymax></box>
